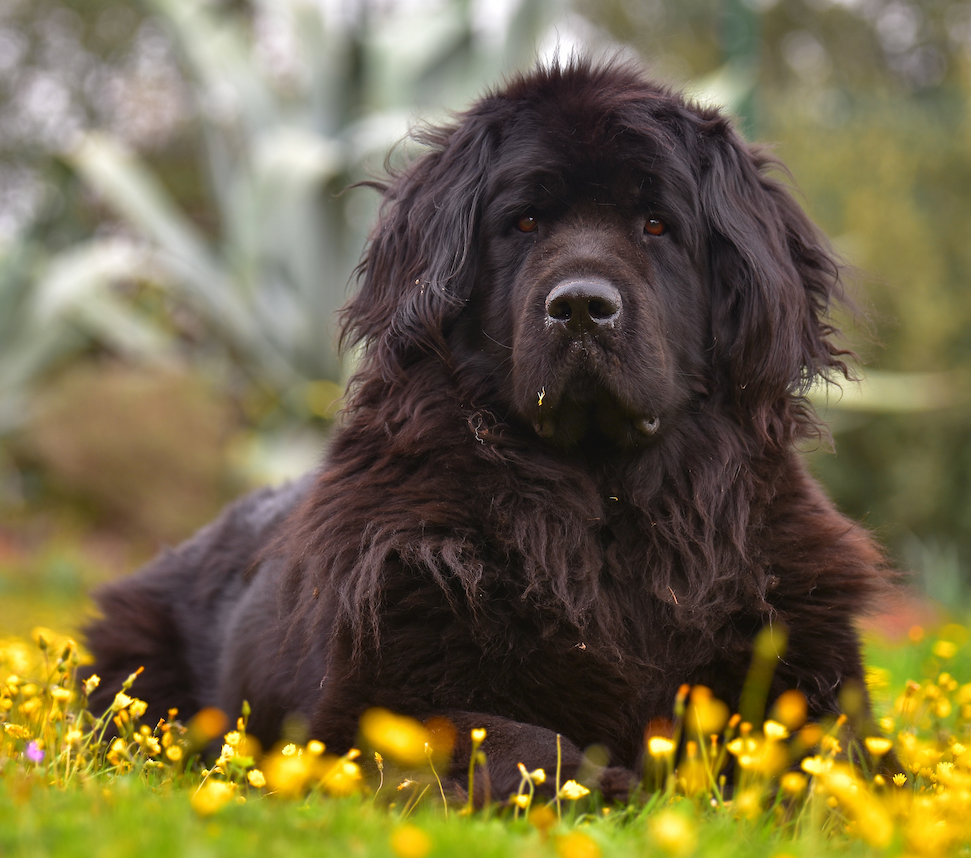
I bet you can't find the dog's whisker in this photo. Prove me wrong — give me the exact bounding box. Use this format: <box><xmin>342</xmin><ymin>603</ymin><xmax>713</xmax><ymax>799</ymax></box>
<box><xmin>480</xmin><ymin>329</ymin><xmax>513</xmax><ymax>350</ymax></box>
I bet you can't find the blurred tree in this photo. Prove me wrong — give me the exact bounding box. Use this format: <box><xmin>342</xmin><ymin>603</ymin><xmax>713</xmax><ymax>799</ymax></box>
<box><xmin>0</xmin><ymin>0</ymin><xmax>565</xmax><ymax>525</ymax></box>
<box><xmin>580</xmin><ymin>0</ymin><xmax>968</xmax><ymax>96</ymax></box>
<box><xmin>580</xmin><ymin>0</ymin><xmax>971</xmax><ymax>588</ymax></box>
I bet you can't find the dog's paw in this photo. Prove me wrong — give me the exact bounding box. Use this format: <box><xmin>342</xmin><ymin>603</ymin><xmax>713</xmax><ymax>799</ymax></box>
<box><xmin>593</xmin><ymin>765</ymin><xmax>638</xmax><ymax>803</ymax></box>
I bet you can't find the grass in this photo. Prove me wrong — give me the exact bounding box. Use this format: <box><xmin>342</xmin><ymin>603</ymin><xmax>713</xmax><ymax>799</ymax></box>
<box><xmin>2</xmin><ymin>540</ymin><xmax>971</xmax><ymax>857</ymax></box>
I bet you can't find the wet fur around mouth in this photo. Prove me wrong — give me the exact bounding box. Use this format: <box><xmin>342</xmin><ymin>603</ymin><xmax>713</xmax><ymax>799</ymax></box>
<box><xmin>84</xmin><ymin>59</ymin><xmax>893</xmax><ymax>802</ymax></box>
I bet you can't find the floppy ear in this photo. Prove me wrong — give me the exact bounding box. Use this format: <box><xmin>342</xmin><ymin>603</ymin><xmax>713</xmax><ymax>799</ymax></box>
<box><xmin>340</xmin><ymin>107</ymin><xmax>499</xmax><ymax>376</ymax></box>
<box><xmin>700</xmin><ymin>121</ymin><xmax>850</xmax><ymax>437</ymax></box>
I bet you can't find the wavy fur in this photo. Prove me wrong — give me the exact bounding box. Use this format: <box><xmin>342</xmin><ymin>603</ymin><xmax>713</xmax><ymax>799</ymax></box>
<box><xmin>86</xmin><ymin>61</ymin><xmax>890</xmax><ymax>800</ymax></box>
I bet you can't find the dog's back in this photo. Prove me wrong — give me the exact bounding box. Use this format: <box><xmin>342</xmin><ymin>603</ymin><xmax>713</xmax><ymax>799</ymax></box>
<box><xmin>84</xmin><ymin>475</ymin><xmax>315</xmax><ymax>729</ymax></box>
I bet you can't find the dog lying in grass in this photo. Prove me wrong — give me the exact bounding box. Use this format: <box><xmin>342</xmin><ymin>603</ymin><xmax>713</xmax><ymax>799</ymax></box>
<box><xmin>86</xmin><ymin>60</ymin><xmax>891</xmax><ymax>800</ymax></box>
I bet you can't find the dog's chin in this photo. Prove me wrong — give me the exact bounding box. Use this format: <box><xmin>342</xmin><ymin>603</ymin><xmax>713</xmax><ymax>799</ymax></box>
<box><xmin>530</xmin><ymin>389</ymin><xmax>662</xmax><ymax>451</ymax></box>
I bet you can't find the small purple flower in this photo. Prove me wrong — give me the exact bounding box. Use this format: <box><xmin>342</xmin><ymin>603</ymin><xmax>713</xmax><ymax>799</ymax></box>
<box><xmin>25</xmin><ymin>741</ymin><xmax>44</xmax><ymax>764</ymax></box>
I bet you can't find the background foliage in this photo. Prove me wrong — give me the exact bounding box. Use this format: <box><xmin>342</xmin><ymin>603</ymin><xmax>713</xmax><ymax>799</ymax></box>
<box><xmin>0</xmin><ymin>0</ymin><xmax>969</xmax><ymax>602</ymax></box>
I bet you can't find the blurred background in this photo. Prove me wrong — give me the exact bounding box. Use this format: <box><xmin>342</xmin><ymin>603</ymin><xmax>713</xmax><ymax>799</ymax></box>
<box><xmin>0</xmin><ymin>0</ymin><xmax>969</xmax><ymax>637</ymax></box>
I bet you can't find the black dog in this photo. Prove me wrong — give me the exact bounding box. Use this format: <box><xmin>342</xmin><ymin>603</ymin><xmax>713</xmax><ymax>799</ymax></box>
<box><xmin>86</xmin><ymin>60</ymin><xmax>889</xmax><ymax>799</ymax></box>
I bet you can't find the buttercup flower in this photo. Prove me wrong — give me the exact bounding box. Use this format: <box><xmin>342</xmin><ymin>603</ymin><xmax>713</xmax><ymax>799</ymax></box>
<box><xmin>556</xmin><ymin>831</ymin><xmax>600</xmax><ymax>858</ymax></box>
<box><xmin>390</xmin><ymin>825</ymin><xmax>432</xmax><ymax>858</ymax></box>
<box><xmin>111</xmin><ymin>692</ymin><xmax>132</xmax><ymax>712</ymax></box>
<box><xmin>558</xmin><ymin>780</ymin><xmax>590</xmax><ymax>800</ymax></box>
<box><xmin>359</xmin><ymin>708</ymin><xmax>430</xmax><ymax>767</ymax></box>
<box><xmin>648</xmin><ymin>736</ymin><xmax>676</xmax><ymax>757</ymax></box>
<box><xmin>649</xmin><ymin>809</ymin><xmax>698</xmax><ymax>857</ymax></box>
<box><xmin>864</xmin><ymin>736</ymin><xmax>894</xmax><ymax>758</ymax></box>
<box><xmin>191</xmin><ymin>780</ymin><xmax>236</xmax><ymax>816</ymax></box>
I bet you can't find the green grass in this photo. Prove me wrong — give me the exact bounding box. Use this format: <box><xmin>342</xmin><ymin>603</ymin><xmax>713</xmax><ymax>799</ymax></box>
<box><xmin>3</xmin><ymin>540</ymin><xmax>971</xmax><ymax>858</ymax></box>
<box><xmin>0</xmin><ymin>776</ymin><xmax>894</xmax><ymax>858</ymax></box>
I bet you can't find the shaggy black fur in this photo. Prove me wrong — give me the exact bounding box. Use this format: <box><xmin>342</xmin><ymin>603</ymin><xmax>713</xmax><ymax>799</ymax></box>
<box><xmin>86</xmin><ymin>61</ymin><xmax>890</xmax><ymax>800</ymax></box>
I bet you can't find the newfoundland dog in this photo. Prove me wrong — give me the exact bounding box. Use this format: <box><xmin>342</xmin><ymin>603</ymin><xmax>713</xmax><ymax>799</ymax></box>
<box><xmin>86</xmin><ymin>60</ymin><xmax>889</xmax><ymax>799</ymax></box>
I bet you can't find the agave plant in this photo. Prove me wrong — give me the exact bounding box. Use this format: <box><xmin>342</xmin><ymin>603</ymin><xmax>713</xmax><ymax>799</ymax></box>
<box><xmin>51</xmin><ymin>0</ymin><xmax>561</xmax><ymax>422</ymax></box>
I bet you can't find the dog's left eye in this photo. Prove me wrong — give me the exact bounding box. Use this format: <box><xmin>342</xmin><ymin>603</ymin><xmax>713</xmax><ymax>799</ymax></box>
<box><xmin>644</xmin><ymin>218</ymin><xmax>667</xmax><ymax>237</ymax></box>
<box><xmin>516</xmin><ymin>215</ymin><xmax>539</xmax><ymax>233</ymax></box>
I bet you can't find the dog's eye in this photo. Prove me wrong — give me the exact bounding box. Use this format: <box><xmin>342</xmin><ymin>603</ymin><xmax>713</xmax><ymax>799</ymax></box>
<box><xmin>644</xmin><ymin>218</ymin><xmax>667</xmax><ymax>237</ymax></box>
<box><xmin>516</xmin><ymin>215</ymin><xmax>539</xmax><ymax>233</ymax></box>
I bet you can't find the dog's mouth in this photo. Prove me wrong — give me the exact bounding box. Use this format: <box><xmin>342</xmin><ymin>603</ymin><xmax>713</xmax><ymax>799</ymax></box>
<box><xmin>511</xmin><ymin>276</ymin><xmax>669</xmax><ymax>449</ymax></box>
<box><xmin>531</xmin><ymin>378</ymin><xmax>661</xmax><ymax>449</ymax></box>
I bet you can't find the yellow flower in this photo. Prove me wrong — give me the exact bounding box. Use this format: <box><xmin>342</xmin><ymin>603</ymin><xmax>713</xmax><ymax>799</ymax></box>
<box><xmin>128</xmin><ymin>698</ymin><xmax>148</xmax><ymax>719</ymax></box>
<box><xmin>191</xmin><ymin>780</ymin><xmax>236</xmax><ymax>816</ymax></box>
<box><xmin>282</xmin><ymin>743</ymin><xmax>299</xmax><ymax>757</ymax></box>
<box><xmin>223</xmin><ymin>731</ymin><xmax>241</xmax><ymax>747</ymax></box>
<box><xmin>686</xmin><ymin>686</ymin><xmax>729</xmax><ymax>735</ymax></box>
<box><xmin>165</xmin><ymin>745</ymin><xmax>183</xmax><ymax>762</ymax></box>
<box><xmin>359</xmin><ymin>708</ymin><xmax>431</xmax><ymax>767</ymax></box>
<box><xmin>307</xmin><ymin>740</ymin><xmax>325</xmax><ymax>756</ymax></box>
<box><xmin>136</xmin><ymin>733</ymin><xmax>161</xmax><ymax>756</ymax></box>
<box><xmin>763</xmin><ymin>720</ymin><xmax>790</xmax><ymax>741</ymax></box>
<box><xmin>558</xmin><ymin>779</ymin><xmax>590</xmax><ymax>800</ymax></box>
<box><xmin>49</xmin><ymin>687</ymin><xmax>71</xmax><ymax>703</ymax></box>
<box><xmin>893</xmin><ymin>773</ymin><xmax>907</xmax><ymax>786</ymax></box>
<box><xmin>649</xmin><ymin>809</ymin><xmax>698</xmax><ymax>856</ymax></box>
<box><xmin>188</xmin><ymin>707</ymin><xmax>228</xmax><ymax>743</ymax></box>
<box><xmin>3</xmin><ymin>723</ymin><xmax>31</xmax><ymax>740</ymax></box>
<box><xmin>471</xmin><ymin>728</ymin><xmax>487</xmax><ymax>743</ymax></box>
<box><xmin>735</xmin><ymin>788</ymin><xmax>762</xmax><ymax>819</ymax></box>
<box><xmin>264</xmin><ymin>750</ymin><xmax>313</xmax><ymax>797</ymax></box>
<box><xmin>648</xmin><ymin>736</ymin><xmax>676</xmax><ymax>757</ymax></box>
<box><xmin>556</xmin><ymin>831</ymin><xmax>600</xmax><ymax>858</ymax></box>
<box><xmin>932</xmin><ymin>640</ymin><xmax>958</xmax><ymax>659</ymax></box>
<box><xmin>83</xmin><ymin>675</ymin><xmax>101</xmax><ymax>696</ymax></box>
<box><xmin>247</xmin><ymin>769</ymin><xmax>266</xmax><ymax>788</ymax></box>
<box><xmin>390</xmin><ymin>825</ymin><xmax>432</xmax><ymax>858</ymax></box>
<box><xmin>864</xmin><ymin>736</ymin><xmax>894</xmax><ymax>758</ymax></box>
<box><xmin>820</xmin><ymin>735</ymin><xmax>842</xmax><ymax>755</ymax></box>
<box><xmin>513</xmin><ymin>793</ymin><xmax>531</xmax><ymax>809</ymax></box>
<box><xmin>112</xmin><ymin>692</ymin><xmax>132</xmax><ymax>711</ymax></box>
<box><xmin>517</xmin><ymin>762</ymin><xmax>546</xmax><ymax>784</ymax></box>
<box><xmin>801</xmin><ymin>756</ymin><xmax>831</xmax><ymax>776</ymax></box>
<box><xmin>319</xmin><ymin>756</ymin><xmax>362</xmax><ymax>796</ymax></box>
<box><xmin>780</xmin><ymin>772</ymin><xmax>807</xmax><ymax>795</ymax></box>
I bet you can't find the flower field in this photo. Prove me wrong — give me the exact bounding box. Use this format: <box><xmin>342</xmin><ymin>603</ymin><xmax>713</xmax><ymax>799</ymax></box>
<box><xmin>1</xmin><ymin>614</ymin><xmax>970</xmax><ymax>857</ymax></box>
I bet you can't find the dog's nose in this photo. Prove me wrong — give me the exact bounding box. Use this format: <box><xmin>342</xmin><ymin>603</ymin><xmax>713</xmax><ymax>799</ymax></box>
<box><xmin>545</xmin><ymin>280</ymin><xmax>622</xmax><ymax>333</ymax></box>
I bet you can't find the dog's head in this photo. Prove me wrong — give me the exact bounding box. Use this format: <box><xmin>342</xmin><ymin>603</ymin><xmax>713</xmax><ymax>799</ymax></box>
<box><xmin>343</xmin><ymin>61</ymin><xmax>849</xmax><ymax>450</ymax></box>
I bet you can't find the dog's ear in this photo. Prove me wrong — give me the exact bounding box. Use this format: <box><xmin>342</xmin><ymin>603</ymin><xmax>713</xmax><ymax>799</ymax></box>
<box><xmin>340</xmin><ymin>107</ymin><xmax>499</xmax><ymax>376</ymax></box>
<box><xmin>700</xmin><ymin>121</ymin><xmax>850</xmax><ymax>438</ymax></box>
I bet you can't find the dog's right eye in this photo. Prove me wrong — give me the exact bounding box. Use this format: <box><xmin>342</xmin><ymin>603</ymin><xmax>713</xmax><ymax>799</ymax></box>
<box><xmin>644</xmin><ymin>218</ymin><xmax>667</xmax><ymax>237</ymax></box>
<box><xmin>516</xmin><ymin>215</ymin><xmax>539</xmax><ymax>233</ymax></box>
